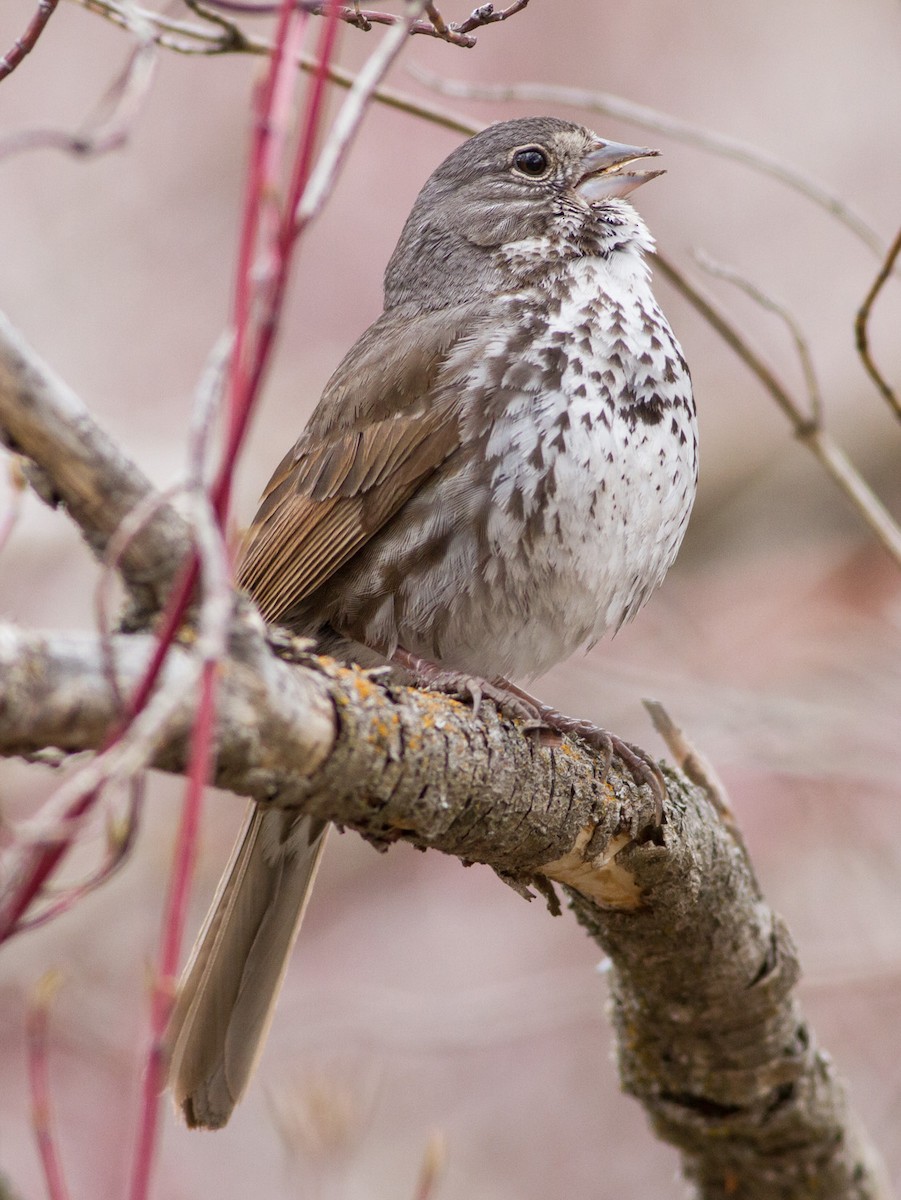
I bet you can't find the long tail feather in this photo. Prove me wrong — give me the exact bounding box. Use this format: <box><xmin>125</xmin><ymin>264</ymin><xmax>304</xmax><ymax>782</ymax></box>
<box><xmin>167</xmin><ymin>807</ymin><xmax>327</xmax><ymax>1129</ymax></box>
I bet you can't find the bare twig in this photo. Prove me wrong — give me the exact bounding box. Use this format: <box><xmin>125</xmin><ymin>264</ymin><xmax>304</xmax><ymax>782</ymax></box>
<box><xmin>409</xmin><ymin>70</ymin><xmax>887</xmax><ymax>259</ymax></box>
<box><xmin>15</xmin><ymin>779</ymin><xmax>144</xmax><ymax>934</ymax></box>
<box><xmin>75</xmin><ymin>0</ymin><xmax>482</xmax><ymax>133</ymax></box>
<box><xmin>190</xmin><ymin>0</ymin><xmax>529</xmax><ymax>46</ymax></box>
<box><xmin>0</xmin><ymin>12</ymin><xmax>156</xmax><ymax>159</ymax></box>
<box><xmin>642</xmin><ymin>700</ymin><xmax>734</xmax><ymax>823</ymax></box>
<box><xmin>0</xmin><ymin>454</ymin><xmax>27</xmax><ymax>557</ymax></box>
<box><xmin>26</xmin><ymin>971</ymin><xmax>71</xmax><ymax>1200</ymax></box>
<box><xmin>454</xmin><ymin>0</ymin><xmax>528</xmax><ymax>35</ymax></box>
<box><xmin>412</xmin><ymin>1130</ymin><xmax>447</xmax><ymax>1200</ymax></box>
<box><xmin>3</xmin><ymin>510</ymin><xmax>228</xmax><ymax>854</ymax></box>
<box><xmin>96</xmin><ymin>485</ymin><xmax>186</xmax><ymax>708</ymax></box>
<box><xmin>654</xmin><ymin>252</ymin><xmax>901</xmax><ymax>569</ymax></box>
<box><xmin>855</xmin><ymin>224</ymin><xmax>901</xmax><ymax>422</ymax></box>
<box><xmin>127</xmin><ymin>333</ymin><xmax>236</xmax><ymax>1200</ymax></box>
<box><xmin>296</xmin><ymin>0</ymin><xmax>430</xmax><ymax>226</ymax></box>
<box><xmin>694</xmin><ymin>249</ymin><xmax>823</xmax><ymax>425</ymax></box>
<box><xmin>0</xmin><ymin>0</ymin><xmax>60</xmax><ymax>81</ymax></box>
<box><xmin>128</xmin><ymin>664</ymin><xmax>215</xmax><ymax>1200</ymax></box>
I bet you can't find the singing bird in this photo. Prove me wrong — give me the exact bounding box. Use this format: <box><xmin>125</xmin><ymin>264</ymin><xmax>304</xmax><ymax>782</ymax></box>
<box><xmin>167</xmin><ymin>116</ymin><xmax>698</xmax><ymax>1128</ymax></box>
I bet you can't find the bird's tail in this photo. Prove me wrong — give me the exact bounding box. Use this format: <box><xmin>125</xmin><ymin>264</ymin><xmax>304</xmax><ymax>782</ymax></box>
<box><xmin>166</xmin><ymin>806</ymin><xmax>327</xmax><ymax>1129</ymax></box>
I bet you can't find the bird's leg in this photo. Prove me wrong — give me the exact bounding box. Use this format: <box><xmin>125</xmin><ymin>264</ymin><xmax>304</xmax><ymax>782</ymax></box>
<box><xmin>497</xmin><ymin>678</ymin><xmax>667</xmax><ymax>822</ymax></box>
<box><xmin>391</xmin><ymin>648</ymin><xmax>541</xmax><ymax>723</ymax></box>
<box><xmin>392</xmin><ymin>649</ymin><xmax>667</xmax><ymax>821</ymax></box>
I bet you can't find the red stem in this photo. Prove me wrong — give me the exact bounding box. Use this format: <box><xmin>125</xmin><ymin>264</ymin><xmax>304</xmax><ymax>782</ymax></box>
<box><xmin>0</xmin><ymin>557</ymin><xmax>198</xmax><ymax>944</ymax></box>
<box><xmin>217</xmin><ymin>3</ymin><xmax>309</xmax><ymax>530</ymax></box>
<box><xmin>128</xmin><ymin>660</ymin><xmax>218</xmax><ymax>1200</ymax></box>
<box><xmin>129</xmin><ymin>5</ymin><xmax>343</xmax><ymax>1196</ymax></box>
<box><xmin>211</xmin><ymin>0</ymin><xmax>342</xmax><ymax>514</ymax></box>
<box><xmin>0</xmin><ymin>0</ymin><xmax>60</xmax><ymax>82</ymax></box>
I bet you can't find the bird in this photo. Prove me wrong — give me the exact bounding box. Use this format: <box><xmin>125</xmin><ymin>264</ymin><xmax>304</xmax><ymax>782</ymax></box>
<box><xmin>166</xmin><ymin>116</ymin><xmax>698</xmax><ymax>1129</ymax></box>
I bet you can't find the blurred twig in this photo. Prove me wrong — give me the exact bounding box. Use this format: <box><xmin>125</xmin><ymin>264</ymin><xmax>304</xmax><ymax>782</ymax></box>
<box><xmin>409</xmin><ymin>69</ymin><xmax>888</xmax><ymax>259</ymax></box>
<box><xmin>0</xmin><ymin>455</ymin><xmax>27</xmax><ymax>557</ymax></box>
<box><xmin>26</xmin><ymin>971</ymin><xmax>70</xmax><ymax>1200</ymax></box>
<box><xmin>297</xmin><ymin>0</ymin><xmax>429</xmax><ymax>226</ymax></box>
<box><xmin>643</xmin><ymin>700</ymin><xmax>732</xmax><ymax>821</ymax></box>
<box><xmin>0</xmin><ymin>10</ymin><xmax>156</xmax><ymax>159</ymax></box>
<box><xmin>15</xmin><ymin>779</ymin><xmax>145</xmax><ymax>934</ymax></box>
<box><xmin>654</xmin><ymin>252</ymin><xmax>901</xmax><ymax>569</ymax></box>
<box><xmin>855</xmin><ymin>224</ymin><xmax>901</xmax><ymax>422</ymax></box>
<box><xmin>0</xmin><ymin>0</ymin><xmax>60</xmax><ymax>81</ymax></box>
<box><xmin>694</xmin><ymin>249</ymin><xmax>823</xmax><ymax>425</ymax></box>
<box><xmin>77</xmin><ymin>0</ymin><xmax>482</xmax><ymax>133</ymax></box>
<box><xmin>412</xmin><ymin>1130</ymin><xmax>447</xmax><ymax>1200</ymax></box>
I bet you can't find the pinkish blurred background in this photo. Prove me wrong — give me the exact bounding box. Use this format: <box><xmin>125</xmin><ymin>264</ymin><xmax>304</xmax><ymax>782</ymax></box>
<box><xmin>1</xmin><ymin>2</ymin><xmax>900</xmax><ymax>1196</ymax></box>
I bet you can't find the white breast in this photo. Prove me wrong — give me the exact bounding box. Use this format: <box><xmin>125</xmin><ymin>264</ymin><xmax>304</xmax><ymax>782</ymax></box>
<box><xmin>454</xmin><ymin>255</ymin><xmax>697</xmax><ymax>679</ymax></box>
<box><xmin>331</xmin><ymin>254</ymin><xmax>697</xmax><ymax>683</ymax></box>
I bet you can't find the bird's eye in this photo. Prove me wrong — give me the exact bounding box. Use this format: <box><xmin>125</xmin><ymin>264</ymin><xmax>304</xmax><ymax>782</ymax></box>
<box><xmin>512</xmin><ymin>146</ymin><xmax>550</xmax><ymax>178</ymax></box>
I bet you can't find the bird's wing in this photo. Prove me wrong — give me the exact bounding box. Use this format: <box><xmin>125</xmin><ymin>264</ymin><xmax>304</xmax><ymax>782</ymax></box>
<box><xmin>238</xmin><ymin>303</ymin><xmax>483</xmax><ymax>622</ymax></box>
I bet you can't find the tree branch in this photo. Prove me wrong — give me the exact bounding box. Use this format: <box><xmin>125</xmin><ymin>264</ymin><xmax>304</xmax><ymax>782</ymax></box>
<box><xmin>0</xmin><ymin>621</ymin><xmax>886</xmax><ymax>1199</ymax></box>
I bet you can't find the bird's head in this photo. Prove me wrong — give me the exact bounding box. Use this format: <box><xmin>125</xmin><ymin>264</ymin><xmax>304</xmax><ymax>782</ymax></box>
<box><xmin>385</xmin><ymin>117</ymin><xmax>663</xmax><ymax>309</ymax></box>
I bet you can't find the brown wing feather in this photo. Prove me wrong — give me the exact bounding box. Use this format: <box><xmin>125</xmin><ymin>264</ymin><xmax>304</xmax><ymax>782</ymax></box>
<box><xmin>238</xmin><ymin>303</ymin><xmax>482</xmax><ymax>623</ymax></box>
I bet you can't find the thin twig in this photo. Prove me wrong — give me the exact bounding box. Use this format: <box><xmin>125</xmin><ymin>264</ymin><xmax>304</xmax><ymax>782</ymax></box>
<box><xmin>409</xmin><ymin>69</ymin><xmax>888</xmax><ymax>260</ymax></box>
<box><xmin>188</xmin><ymin>0</ymin><xmax>528</xmax><ymax>45</ymax></box>
<box><xmin>129</xmin><ymin>249</ymin><xmax>241</xmax><ymax>1200</ymax></box>
<box><xmin>642</xmin><ymin>700</ymin><xmax>733</xmax><ymax>821</ymax></box>
<box><xmin>95</xmin><ymin>485</ymin><xmax>185</xmax><ymax>707</ymax></box>
<box><xmin>0</xmin><ymin>10</ymin><xmax>157</xmax><ymax>159</ymax></box>
<box><xmin>412</xmin><ymin>1130</ymin><xmax>447</xmax><ymax>1200</ymax></box>
<box><xmin>128</xmin><ymin>493</ymin><xmax>229</xmax><ymax>1200</ymax></box>
<box><xmin>654</xmin><ymin>252</ymin><xmax>901</xmax><ymax>568</ymax></box>
<box><xmin>0</xmin><ymin>454</ymin><xmax>27</xmax><ymax>557</ymax></box>
<box><xmin>26</xmin><ymin>971</ymin><xmax>71</xmax><ymax>1200</ymax></box>
<box><xmin>454</xmin><ymin>0</ymin><xmax>528</xmax><ymax>34</ymax></box>
<box><xmin>297</xmin><ymin>0</ymin><xmax>430</xmax><ymax>226</ymax></box>
<box><xmin>127</xmin><ymin>664</ymin><xmax>214</xmax><ymax>1200</ymax></box>
<box><xmin>182</xmin><ymin>0</ymin><xmax>251</xmax><ymax>49</ymax></box>
<box><xmin>0</xmin><ymin>0</ymin><xmax>60</xmax><ymax>81</ymax></box>
<box><xmin>694</xmin><ymin>249</ymin><xmax>823</xmax><ymax>425</ymax></box>
<box><xmin>16</xmin><ymin>778</ymin><xmax>145</xmax><ymax>933</ymax></box>
<box><xmin>855</xmin><ymin>224</ymin><xmax>901</xmax><ymax>422</ymax></box>
<box><xmin>75</xmin><ymin>0</ymin><xmax>482</xmax><ymax>133</ymax></box>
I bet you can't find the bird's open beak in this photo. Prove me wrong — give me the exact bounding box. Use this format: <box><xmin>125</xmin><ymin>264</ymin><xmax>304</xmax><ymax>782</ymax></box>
<box><xmin>576</xmin><ymin>140</ymin><xmax>664</xmax><ymax>202</ymax></box>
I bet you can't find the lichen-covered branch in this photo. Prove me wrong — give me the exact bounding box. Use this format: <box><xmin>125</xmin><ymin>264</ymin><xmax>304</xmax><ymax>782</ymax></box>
<box><xmin>0</xmin><ymin>621</ymin><xmax>886</xmax><ymax>1199</ymax></box>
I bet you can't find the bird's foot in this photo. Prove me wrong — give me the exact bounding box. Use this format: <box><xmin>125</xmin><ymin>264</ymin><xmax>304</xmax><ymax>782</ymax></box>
<box><xmin>498</xmin><ymin>679</ymin><xmax>667</xmax><ymax>823</ymax></box>
<box><xmin>391</xmin><ymin>650</ymin><xmax>666</xmax><ymax>822</ymax></box>
<box><xmin>391</xmin><ymin>648</ymin><xmax>540</xmax><ymax>723</ymax></box>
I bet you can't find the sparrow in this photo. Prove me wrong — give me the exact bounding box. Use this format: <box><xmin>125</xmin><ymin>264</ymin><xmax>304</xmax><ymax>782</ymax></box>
<box><xmin>167</xmin><ymin>116</ymin><xmax>698</xmax><ymax>1129</ymax></box>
